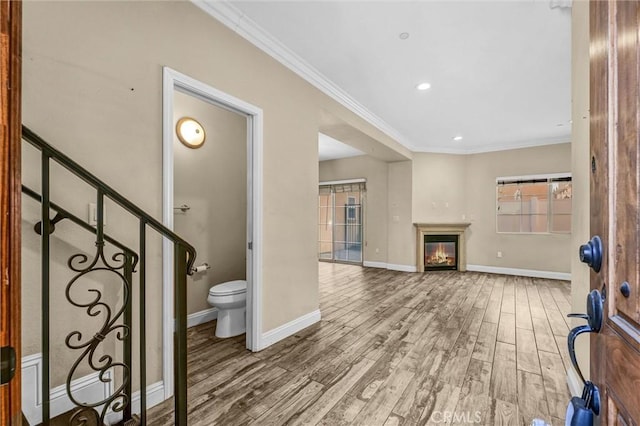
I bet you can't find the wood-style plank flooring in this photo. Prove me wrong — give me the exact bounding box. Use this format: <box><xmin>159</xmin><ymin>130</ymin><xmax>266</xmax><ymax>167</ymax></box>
<box><xmin>148</xmin><ymin>263</ymin><xmax>572</xmax><ymax>425</ymax></box>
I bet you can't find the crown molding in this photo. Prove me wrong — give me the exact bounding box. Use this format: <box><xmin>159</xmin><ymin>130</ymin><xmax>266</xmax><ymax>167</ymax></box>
<box><xmin>414</xmin><ymin>135</ymin><xmax>571</xmax><ymax>155</ymax></box>
<box><xmin>192</xmin><ymin>0</ymin><xmax>414</xmax><ymax>150</ymax></box>
<box><xmin>191</xmin><ymin>1</ymin><xmax>570</xmax><ymax>156</ymax></box>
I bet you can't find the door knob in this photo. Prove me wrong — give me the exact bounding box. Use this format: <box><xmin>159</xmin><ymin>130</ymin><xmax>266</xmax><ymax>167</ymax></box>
<box><xmin>579</xmin><ymin>236</ymin><xmax>603</xmax><ymax>273</ymax></box>
<box><xmin>567</xmin><ymin>289</ymin><xmax>604</xmax><ymax>383</ymax></box>
<box><xmin>565</xmin><ymin>289</ymin><xmax>604</xmax><ymax>424</ymax></box>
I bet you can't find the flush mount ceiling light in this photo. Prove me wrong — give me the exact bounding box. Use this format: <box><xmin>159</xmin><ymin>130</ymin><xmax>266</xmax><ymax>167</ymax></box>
<box><xmin>453</xmin><ymin>136</ymin><xmax>463</xmax><ymax>141</ymax></box>
<box><xmin>176</xmin><ymin>117</ymin><xmax>206</xmax><ymax>149</ymax></box>
<box><xmin>416</xmin><ymin>82</ymin><xmax>431</xmax><ymax>91</ymax></box>
<box><xmin>399</xmin><ymin>32</ymin><xmax>410</xmax><ymax>40</ymax></box>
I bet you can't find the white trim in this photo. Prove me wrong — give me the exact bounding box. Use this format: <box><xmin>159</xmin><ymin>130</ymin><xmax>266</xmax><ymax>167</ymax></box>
<box><xmin>319</xmin><ymin>178</ymin><xmax>366</xmax><ymax>186</ymax></box>
<box><xmin>414</xmin><ymin>136</ymin><xmax>571</xmax><ymax>155</ymax></box>
<box><xmin>363</xmin><ymin>261</ymin><xmax>387</xmax><ymax>269</ymax></box>
<box><xmin>496</xmin><ymin>172</ymin><xmax>572</xmax><ymax>182</ymax></box>
<box><xmin>161</xmin><ymin>66</ymin><xmax>176</xmax><ymax>402</ymax></box>
<box><xmin>362</xmin><ymin>261</ymin><xmax>417</xmax><ymax>273</ymax></box>
<box><xmin>187</xmin><ymin>307</ymin><xmax>218</xmax><ymax>328</ymax></box>
<box><xmin>466</xmin><ymin>264</ymin><xmax>571</xmax><ymax>281</ymax></box>
<box><xmin>260</xmin><ymin>309</ymin><xmax>321</xmax><ymax>349</ymax></box>
<box><xmin>191</xmin><ymin>0</ymin><xmax>415</xmax><ymax>151</ymax></box>
<box><xmin>162</xmin><ymin>67</ymin><xmax>264</xmax><ymax>402</ymax></box>
<box><xmin>566</xmin><ymin>365</ymin><xmax>583</xmax><ymax>397</ymax></box>
<box><xmin>22</xmin><ymin>353</ymin><xmax>166</xmax><ymax>425</ymax></box>
<box><xmin>387</xmin><ymin>263</ymin><xmax>418</xmax><ymax>273</ymax></box>
<box><xmin>22</xmin><ymin>353</ymin><xmax>112</xmax><ymax>425</ymax></box>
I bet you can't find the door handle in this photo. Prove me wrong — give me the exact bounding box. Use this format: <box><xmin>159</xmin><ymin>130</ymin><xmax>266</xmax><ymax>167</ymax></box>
<box><xmin>565</xmin><ymin>289</ymin><xmax>603</xmax><ymax>424</ymax></box>
<box><xmin>567</xmin><ymin>289</ymin><xmax>604</xmax><ymax>383</ymax></box>
<box><xmin>579</xmin><ymin>236</ymin><xmax>603</xmax><ymax>273</ymax></box>
<box><xmin>0</xmin><ymin>346</ymin><xmax>16</xmax><ymax>385</ymax></box>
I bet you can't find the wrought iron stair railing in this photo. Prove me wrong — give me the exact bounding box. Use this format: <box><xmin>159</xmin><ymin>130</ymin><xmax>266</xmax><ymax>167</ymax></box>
<box><xmin>21</xmin><ymin>126</ymin><xmax>196</xmax><ymax>425</ymax></box>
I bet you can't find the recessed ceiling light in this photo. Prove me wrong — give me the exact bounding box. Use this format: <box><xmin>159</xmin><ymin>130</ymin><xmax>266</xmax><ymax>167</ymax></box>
<box><xmin>416</xmin><ymin>82</ymin><xmax>431</xmax><ymax>91</ymax></box>
<box><xmin>399</xmin><ymin>32</ymin><xmax>410</xmax><ymax>40</ymax></box>
<box><xmin>453</xmin><ymin>136</ymin><xmax>463</xmax><ymax>141</ymax></box>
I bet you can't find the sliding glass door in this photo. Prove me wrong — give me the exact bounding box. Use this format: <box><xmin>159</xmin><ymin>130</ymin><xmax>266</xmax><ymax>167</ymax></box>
<box><xmin>318</xmin><ymin>182</ymin><xmax>364</xmax><ymax>264</ymax></box>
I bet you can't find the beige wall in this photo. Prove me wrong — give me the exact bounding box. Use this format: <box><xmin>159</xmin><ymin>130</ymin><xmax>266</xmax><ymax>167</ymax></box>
<box><xmin>173</xmin><ymin>91</ymin><xmax>247</xmax><ymax>315</ymax></box>
<box><xmin>571</xmin><ymin>0</ymin><xmax>590</xmax><ymax>383</ymax></box>
<box><xmin>412</xmin><ymin>153</ymin><xmax>468</xmax><ymax>223</ymax></box>
<box><xmin>319</xmin><ymin>156</ymin><xmax>388</xmax><ymax>264</ymax></box>
<box><xmin>464</xmin><ymin>144</ymin><xmax>572</xmax><ymax>272</ymax></box>
<box><xmin>387</xmin><ymin>161</ymin><xmax>415</xmax><ymax>267</ymax></box>
<box><xmin>21</xmin><ymin>0</ymin><xmax>410</xmax><ymax>389</ymax></box>
<box><xmin>321</xmin><ymin>145</ymin><xmax>571</xmax><ymax>273</ymax></box>
<box><xmin>409</xmin><ymin>145</ymin><xmax>572</xmax><ymax>273</ymax></box>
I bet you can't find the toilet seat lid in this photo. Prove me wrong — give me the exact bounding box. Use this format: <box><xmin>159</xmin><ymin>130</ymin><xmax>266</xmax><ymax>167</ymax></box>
<box><xmin>209</xmin><ymin>280</ymin><xmax>247</xmax><ymax>296</ymax></box>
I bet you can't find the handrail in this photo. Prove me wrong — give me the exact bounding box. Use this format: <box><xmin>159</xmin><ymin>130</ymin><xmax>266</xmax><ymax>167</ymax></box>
<box><xmin>21</xmin><ymin>125</ymin><xmax>197</xmax><ymax>273</ymax></box>
<box><xmin>22</xmin><ymin>184</ymin><xmax>140</xmax><ymax>269</ymax></box>
<box><xmin>23</xmin><ymin>125</ymin><xmax>195</xmax><ymax>425</ymax></box>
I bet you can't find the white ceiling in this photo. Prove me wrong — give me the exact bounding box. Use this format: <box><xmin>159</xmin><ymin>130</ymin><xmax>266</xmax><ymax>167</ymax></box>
<box><xmin>204</xmin><ymin>1</ymin><xmax>572</xmax><ymax>154</ymax></box>
<box><xmin>319</xmin><ymin>133</ymin><xmax>366</xmax><ymax>161</ymax></box>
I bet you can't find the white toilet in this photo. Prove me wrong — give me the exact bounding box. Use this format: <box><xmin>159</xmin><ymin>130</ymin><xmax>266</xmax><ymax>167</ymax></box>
<box><xmin>207</xmin><ymin>280</ymin><xmax>247</xmax><ymax>338</ymax></box>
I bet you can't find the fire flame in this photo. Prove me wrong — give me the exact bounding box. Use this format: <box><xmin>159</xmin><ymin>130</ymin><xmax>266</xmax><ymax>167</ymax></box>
<box><xmin>427</xmin><ymin>243</ymin><xmax>453</xmax><ymax>265</ymax></box>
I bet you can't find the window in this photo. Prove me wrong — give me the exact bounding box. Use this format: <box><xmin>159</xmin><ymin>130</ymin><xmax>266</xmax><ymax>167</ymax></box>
<box><xmin>496</xmin><ymin>174</ymin><xmax>572</xmax><ymax>234</ymax></box>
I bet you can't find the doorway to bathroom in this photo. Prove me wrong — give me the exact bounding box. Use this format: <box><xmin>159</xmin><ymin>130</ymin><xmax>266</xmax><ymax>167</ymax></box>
<box><xmin>318</xmin><ymin>180</ymin><xmax>365</xmax><ymax>264</ymax></box>
<box><xmin>162</xmin><ymin>68</ymin><xmax>263</xmax><ymax>400</ymax></box>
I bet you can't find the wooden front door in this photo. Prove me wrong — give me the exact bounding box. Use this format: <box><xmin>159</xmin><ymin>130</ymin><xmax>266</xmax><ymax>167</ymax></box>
<box><xmin>589</xmin><ymin>0</ymin><xmax>640</xmax><ymax>423</ymax></box>
<box><xmin>0</xmin><ymin>0</ymin><xmax>22</xmax><ymax>424</ymax></box>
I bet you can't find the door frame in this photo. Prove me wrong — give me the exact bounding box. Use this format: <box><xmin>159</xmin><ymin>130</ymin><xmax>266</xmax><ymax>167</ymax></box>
<box><xmin>0</xmin><ymin>0</ymin><xmax>22</xmax><ymax>424</ymax></box>
<box><xmin>162</xmin><ymin>67</ymin><xmax>263</xmax><ymax>399</ymax></box>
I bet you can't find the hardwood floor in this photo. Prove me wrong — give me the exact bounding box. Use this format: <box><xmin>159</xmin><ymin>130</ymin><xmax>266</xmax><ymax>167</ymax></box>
<box><xmin>148</xmin><ymin>263</ymin><xmax>572</xmax><ymax>425</ymax></box>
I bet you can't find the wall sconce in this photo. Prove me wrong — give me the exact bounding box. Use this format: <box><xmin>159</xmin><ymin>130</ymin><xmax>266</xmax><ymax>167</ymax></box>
<box><xmin>176</xmin><ymin>117</ymin><xmax>206</xmax><ymax>149</ymax></box>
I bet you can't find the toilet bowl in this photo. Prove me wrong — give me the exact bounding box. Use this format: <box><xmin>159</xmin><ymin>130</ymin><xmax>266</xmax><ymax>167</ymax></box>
<box><xmin>207</xmin><ymin>280</ymin><xmax>247</xmax><ymax>338</ymax></box>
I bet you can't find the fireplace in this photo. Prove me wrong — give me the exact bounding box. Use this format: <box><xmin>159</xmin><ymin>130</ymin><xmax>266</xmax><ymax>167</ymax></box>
<box><xmin>424</xmin><ymin>235</ymin><xmax>458</xmax><ymax>271</ymax></box>
<box><xmin>414</xmin><ymin>223</ymin><xmax>470</xmax><ymax>272</ymax></box>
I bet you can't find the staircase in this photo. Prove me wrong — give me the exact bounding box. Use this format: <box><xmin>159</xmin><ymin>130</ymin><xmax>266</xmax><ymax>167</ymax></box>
<box><xmin>21</xmin><ymin>126</ymin><xmax>196</xmax><ymax>425</ymax></box>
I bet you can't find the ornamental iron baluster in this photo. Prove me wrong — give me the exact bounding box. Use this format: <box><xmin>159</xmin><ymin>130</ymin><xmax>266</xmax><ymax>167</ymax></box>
<box><xmin>64</xmin><ymin>238</ymin><xmax>134</xmax><ymax>425</ymax></box>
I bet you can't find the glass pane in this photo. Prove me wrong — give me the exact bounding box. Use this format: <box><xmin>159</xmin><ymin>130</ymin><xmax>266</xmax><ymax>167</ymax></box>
<box><xmin>497</xmin><ymin>184</ymin><xmax>521</xmax><ymax>217</ymax></box>
<box><xmin>318</xmin><ymin>206</ymin><xmax>332</xmax><ymax>225</ymax></box>
<box><xmin>333</xmin><ymin>242</ymin><xmax>347</xmax><ymax>261</ymax></box>
<box><xmin>521</xmin><ymin>182</ymin><xmax>549</xmax><ymax>201</ymax></box>
<box><xmin>551</xmin><ymin>181</ymin><xmax>571</xmax><ymax>233</ymax></box>
<box><xmin>522</xmin><ymin>214</ymin><xmax>548</xmax><ymax>233</ymax></box>
<box><xmin>318</xmin><ymin>241</ymin><xmax>332</xmax><ymax>259</ymax></box>
<box><xmin>347</xmin><ymin>243</ymin><xmax>362</xmax><ymax>262</ymax></box>
<box><xmin>551</xmin><ymin>214</ymin><xmax>571</xmax><ymax>233</ymax></box>
<box><xmin>318</xmin><ymin>225</ymin><xmax>332</xmax><ymax>243</ymax></box>
<box><xmin>333</xmin><ymin>225</ymin><xmax>347</xmax><ymax>243</ymax></box>
<box><xmin>497</xmin><ymin>215</ymin><xmax>520</xmax><ymax>232</ymax></box>
<box><xmin>319</xmin><ymin>193</ymin><xmax>332</xmax><ymax>207</ymax></box>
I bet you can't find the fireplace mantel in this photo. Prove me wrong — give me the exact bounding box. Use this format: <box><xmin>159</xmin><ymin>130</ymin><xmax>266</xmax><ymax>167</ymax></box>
<box><xmin>414</xmin><ymin>223</ymin><xmax>471</xmax><ymax>272</ymax></box>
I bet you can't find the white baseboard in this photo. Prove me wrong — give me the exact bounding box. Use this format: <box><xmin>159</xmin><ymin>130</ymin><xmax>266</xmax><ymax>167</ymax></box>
<box><xmin>363</xmin><ymin>261</ymin><xmax>387</xmax><ymax>269</ymax></box>
<box><xmin>260</xmin><ymin>309</ymin><xmax>321</xmax><ymax>349</ymax></box>
<box><xmin>187</xmin><ymin>307</ymin><xmax>218</xmax><ymax>328</ymax></box>
<box><xmin>387</xmin><ymin>263</ymin><xmax>418</xmax><ymax>273</ymax></box>
<box><xmin>22</xmin><ymin>353</ymin><xmax>164</xmax><ymax>425</ymax></box>
<box><xmin>363</xmin><ymin>261</ymin><xmax>417</xmax><ymax>272</ymax></box>
<box><xmin>466</xmin><ymin>264</ymin><xmax>571</xmax><ymax>281</ymax></box>
<box><xmin>567</xmin><ymin>365</ymin><xmax>583</xmax><ymax>397</ymax></box>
